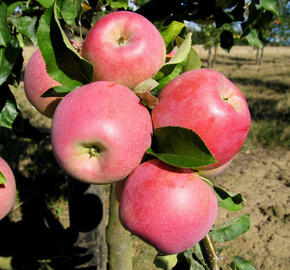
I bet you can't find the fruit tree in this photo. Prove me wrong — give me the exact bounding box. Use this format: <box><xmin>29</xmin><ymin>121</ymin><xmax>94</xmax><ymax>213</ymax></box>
<box><xmin>0</xmin><ymin>1</ymin><xmax>280</xmax><ymax>269</ymax></box>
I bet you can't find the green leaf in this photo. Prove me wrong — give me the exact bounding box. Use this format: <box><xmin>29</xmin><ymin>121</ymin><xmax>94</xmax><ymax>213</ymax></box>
<box><xmin>0</xmin><ymin>171</ymin><xmax>7</xmax><ymax>185</ymax></box>
<box><xmin>133</xmin><ymin>78</ymin><xmax>159</xmax><ymax>94</ymax></box>
<box><xmin>107</xmin><ymin>0</ymin><xmax>128</xmax><ymax>9</ymax></box>
<box><xmin>182</xmin><ymin>46</ymin><xmax>201</xmax><ymax>72</ymax></box>
<box><xmin>0</xmin><ymin>1</ymin><xmax>11</xmax><ymax>47</ymax></box>
<box><xmin>154</xmin><ymin>253</ymin><xmax>178</xmax><ymax>270</ymax></box>
<box><xmin>10</xmin><ymin>16</ymin><xmax>37</xmax><ymax>46</ymax></box>
<box><xmin>231</xmin><ymin>256</ymin><xmax>256</xmax><ymax>270</ymax></box>
<box><xmin>0</xmin><ymin>100</ymin><xmax>19</xmax><ymax>129</ymax></box>
<box><xmin>61</xmin><ymin>0</ymin><xmax>83</xmax><ymax>26</ymax></box>
<box><xmin>183</xmin><ymin>249</ymin><xmax>206</xmax><ymax>270</ymax></box>
<box><xmin>256</xmin><ymin>0</ymin><xmax>279</xmax><ymax>18</ymax></box>
<box><xmin>41</xmin><ymin>86</ymin><xmax>73</xmax><ymax>97</ymax></box>
<box><xmin>193</xmin><ymin>244</ymin><xmax>210</xmax><ymax>269</ymax></box>
<box><xmin>160</xmin><ymin>21</ymin><xmax>185</xmax><ymax>47</ymax></box>
<box><xmin>165</xmin><ymin>32</ymin><xmax>192</xmax><ymax>66</ymax></box>
<box><xmin>7</xmin><ymin>1</ymin><xmax>23</xmax><ymax>16</ymax></box>
<box><xmin>154</xmin><ymin>62</ymin><xmax>184</xmax><ymax>91</ymax></box>
<box><xmin>214</xmin><ymin>186</ymin><xmax>244</xmax><ymax>212</ymax></box>
<box><xmin>210</xmin><ymin>215</ymin><xmax>250</xmax><ymax>242</ymax></box>
<box><xmin>36</xmin><ymin>0</ymin><xmax>54</xmax><ymax>8</ymax></box>
<box><xmin>147</xmin><ymin>126</ymin><xmax>216</xmax><ymax>169</ymax></box>
<box><xmin>246</xmin><ymin>29</ymin><xmax>263</xmax><ymax>48</ymax></box>
<box><xmin>0</xmin><ymin>45</ymin><xmax>22</xmax><ymax>86</ymax></box>
<box><xmin>37</xmin><ymin>5</ymin><xmax>93</xmax><ymax>92</ymax></box>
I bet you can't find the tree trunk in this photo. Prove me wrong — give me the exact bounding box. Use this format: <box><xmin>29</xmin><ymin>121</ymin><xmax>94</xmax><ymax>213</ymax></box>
<box><xmin>207</xmin><ymin>47</ymin><xmax>212</xmax><ymax>68</ymax></box>
<box><xmin>258</xmin><ymin>46</ymin><xmax>264</xmax><ymax>65</ymax></box>
<box><xmin>212</xmin><ymin>45</ymin><xmax>218</xmax><ymax>67</ymax></box>
<box><xmin>255</xmin><ymin>47</ymin><xmax>260</xmax><ymax>65</ymax></box>
<box><xmin>69</xmin><ymin>180</ymin><xmax>107</xmax><ymax>270</ymax></box>
<box><xmin>106</xmin><ymin>184</ymin><xmax>133</xmax><ymax>270</ymax></box>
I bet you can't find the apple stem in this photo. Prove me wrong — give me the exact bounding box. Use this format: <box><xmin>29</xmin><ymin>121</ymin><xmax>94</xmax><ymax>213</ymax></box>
<box><xmin>201</xmin><ymin>234</ymin><xmax>220</xmax><ymax>270</ymax></box>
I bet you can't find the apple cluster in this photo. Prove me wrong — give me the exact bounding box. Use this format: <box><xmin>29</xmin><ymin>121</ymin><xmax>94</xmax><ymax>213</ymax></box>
<box><xmin>23</xmin><ymin>11</ymin><xmax>251</xmax><ymax>254</ymax></box>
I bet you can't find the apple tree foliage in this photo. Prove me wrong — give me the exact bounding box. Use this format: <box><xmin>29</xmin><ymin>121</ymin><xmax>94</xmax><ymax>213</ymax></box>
<box><xmin>0</xmin><ymin>0</ymin><xmax>281</xmax><ymax>269</ymax></box>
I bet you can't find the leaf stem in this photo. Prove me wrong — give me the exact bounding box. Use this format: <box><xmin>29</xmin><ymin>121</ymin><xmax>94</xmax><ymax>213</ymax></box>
<box><xmin>201</xmin><ymin>234</ymin><xmax>220</xmax><ymax>270</ymax></box>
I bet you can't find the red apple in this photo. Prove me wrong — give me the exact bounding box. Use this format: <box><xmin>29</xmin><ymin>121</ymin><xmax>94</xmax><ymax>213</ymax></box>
<box><xmin>24</xmin><ymin>49</ymin><xmax>62</xmax><ymax>118</ymax></box>
<box><xmin>152</xmin><ymin>69</ymin><xmax>251</xmax><ymax>170</ymax></box>
<box><xmin>119</xmin><ymin>159</ymin><xmax>218</xmax><ymax>254</ymax></box>
<box><xmin>0</xmin><ymin>157</ymin><xmax>16</xmax><ymax>220</ymax></box>
<box><xmin>81</xmin><ymin>11</ymin><xmax>166</xmax><ymax>89</ymax></box>
<box><xmin>198</xmin><ymin>158</ymin><xmax>233</xmax><ymax>178</ymax></box>
<box><xmin>51</xmin><ymin>81</ymin><xmax>152</xmax><ymax>184</ymax></box>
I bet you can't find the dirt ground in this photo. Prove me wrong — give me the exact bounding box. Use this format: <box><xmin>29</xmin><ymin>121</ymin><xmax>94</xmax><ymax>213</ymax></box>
<box><xmin>0</xmin><ymin>45</ymin><xmax>289</xmax><ymax>270</ymax></box>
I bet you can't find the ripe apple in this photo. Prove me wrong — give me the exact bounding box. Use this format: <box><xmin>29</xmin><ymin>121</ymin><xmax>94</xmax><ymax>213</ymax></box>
<box><xmin>198</xmin><ymin>158</ymin><xmax>233</xmax><ymax>178</ymax></box>
<box><xmin>152</xmin><ymin>69</ymin><xmax>251</xmax><ymax>170</ymax></box>
<box><xmin>24</xmin><ymin>49</ymin><xmax>62</xmax><ymax>118</ymax></box>
<box><xmin>81</xmin><ymin>11</ymin><xmax>166</xmax><ymax>89</ymax></box>
<box><xmin>0</xmin><ymin>157</ymin><xmax>16</xmax><ymax>220</ymax></box>
<box><xmin>51</xmin><ymin>81</ymin><xmax>152</xmax><ymax>184</ymax></box>
<box><xmin>119</xmin><ymin>159</ymin><xmax>218</xmax><ymax>254</ymax></box>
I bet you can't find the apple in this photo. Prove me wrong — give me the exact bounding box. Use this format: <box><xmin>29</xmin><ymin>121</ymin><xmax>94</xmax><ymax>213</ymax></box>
<box><xmin>198</xmin><ymin>158</ymin><xmax>233</xmax><ymax>178</ymax></box>
<box><xmin>0</xmin><ymin>157</ymin><xmax>16</xmax><ymax>220</ymax></box>
<box><xmin>119</xmin><ymin>159</ymin><xmax>218</xmax><ymax>254</ymax></box>
<box><xmin>81</xmin><ymin>11</ymin><xmax>166</xmax><ymax>89</ymax></box>
<box><xmin>51</xmin><ymin>81</ymin><xmax>152</xmax><ymax>184</ymax></box>
<box><xmin>152</xmin><ymin>69</ymin><xmax>251</xmax><ymax>170</ymax></box>
<box><xmin>24</xmin><ymin>49</ymin><xmax>62</xmax><ymax>118</ymax></box>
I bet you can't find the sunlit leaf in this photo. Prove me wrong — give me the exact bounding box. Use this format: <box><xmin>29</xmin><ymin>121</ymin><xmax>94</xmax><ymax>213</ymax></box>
<box><xmin>61</xmin><ymin>0</ymin><xmax>83</xmax><ymax>26</ymax></box>
<box><xmin>210</xmin><ymin>215</ymin><xmax>250</xmax><ymax>242</ymax></box>
<box><xmin>154</xmin><ymin>253</ymin><xmax>178</xmax><ymax>270</ymax></box>
<box><xmin>256</xmin><ymin>0</ymin><xmax>279</xmax><ymax>18</ymax></box>
<box><xmin>231</xmin><ymin>256</ymin><xmax>256</xmax><ymax>270</ymax></box>
<box><xmin>0</xmin><ymin>100</ymin><xmax>19</xmax><ymax>129</ymax></box>
<box><xmin>36</xmin><ymin>0</ymin><xmax>54</xmax><ymax>8</ymax></box>
<box><xmin>10</xmin><ymin>16</ymin><xmax>37</xmax><ymax>46</ymax></box>
<box><xmin>0</xmin><ymin>171</ymin><xmax>7</xmax><ymax>185</ymax></box>
<box><xmin>160</xmin><ymin>21</ymin><xmax>185</xmax><ymax>47</ymax></box>
<box><xmin>246</xmin><ymin>29</ymin><xmax>263</xmax><ymax>48</ymax></box>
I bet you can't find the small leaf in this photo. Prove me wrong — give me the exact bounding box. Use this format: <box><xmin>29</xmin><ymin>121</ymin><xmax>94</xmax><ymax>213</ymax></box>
<box><xmin>133</xmin><ymin>79</ymin><xmax>159</xmax><ymax>109</ymax></box>
<box><xmin>183</xmin><ymin>249</ymin><xmax>206</xmax><ymax>270</ymax></box>
<box><xmin>154</xmin><ymin>253</ymin><xmax>178</xmax><ymax>270</ymax></box>
<box><xmin>7</xmin><ymin>1</ymin><xmax>23</xmax><ymax>16</ymax></box>
<box><xmin>256</xmin><ymin>0</ymin><xmax>279</xmax><ymax>18</ymax></box>
<box><xmin>182</xmin><ymin>47</ymin><xmax>201</xmax><ymax>72</ymax></box>
<box><xmin>10</xmin><ymin>16</ymin><xmax>37</xmax><ymax>46</ymax></box>
<box><xmin>165</xmin><ymin>32</ymin><xmax>192</xmax><ymax>65</ymax></box>
<box><xmin>133</xmin><ymin>78</ymin><xmax>159</xmax><ymax>94</ymax></box>
<box><xmin>0</xmin><ymin>45</ymin><xmax>22</xmax><ymax>86</ymax></box>
<box><xmin>36</xmin><ymin>0</ymin><xmax>54</xmax><ymax>8</ymax></box>
<box><xmin>154</xmin><ymin>62</ymin><xmax>184</xmax><ymax>91</ymax></box>
<box><xmin>246</xmin><ymin>29</ymin><xmax>263</xmax><ymax>48</ymax></box>
<box><xmin>231</xmin><ymin>256</ymin><xmax>256</xmax><ymax>270</ymax></box>
<box><xmin>214</xmin><ymin>186</ymin><xmax>244</xmax><ymax>211</ymax></box>
<box><xmin>0</xmin><ymin>171</ymin><xmax>7</xmax><ymax>185</ymax></box>
<box><xmin>61</xmin><ymin>0</ymin><xmax>83</xmax><ymax>26</ymax></box>
<box><xmin>193</xmin><ymin>244</ymin><xmax>209</xmax><ymax>268</ymax></box>
<box><xmin>210</xmin><ymin>215</ymin><xmax>250</xmax><ymax>242</ymax></box>
<box><xmin>0</xmin><ymin>100</ymin><xmax>19</xmax><ymax>129</ymax></box>
<box><xmin>0</xmin><ymin>1</ymin><xmax>11</xmax><ymax>47</ymax></box>
<box><xmin>107</xmin><ymin>0</ymin><xmax>128</xmax><ymax>9</ymax></box>
<box><xmin>160</xmin><ymin>21</ymin><xmax>185</xmax><ymax>47</ymax></box>
<box><xmin>147</xmin><ymin>126</ymin><xmax>216</xmax><ymax>169</ymax></box>
<box><xmin>41</xmin><ymin>86</ymin><xmax>72</xmax><ymax>97</ymax></box>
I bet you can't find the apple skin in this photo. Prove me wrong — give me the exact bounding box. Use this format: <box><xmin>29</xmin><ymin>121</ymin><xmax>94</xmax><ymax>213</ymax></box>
<box><xmin>198</xmin><ymin>158</ymin><xmax>233</xmax><ymax>178</ymax></box>
<box><xmin>81</xmin><ymin>11</ymin><xmax>166</xmax><ymax>89</ymax></box>
<box><xmin>51</xmin><ymin>81</ymin><xmax>153</xmax><ymax>184</ymax></box>
<box><xmin>0</xmin><ymin>157</ymin><xmax>16</xmax><ymax>221</ymax></box>
<box><xmin>119</xmin><ymin>159</ymin><xmax>218</xmax><ymax>254</ymax></box>
<box><xmin>24</xmin><ymin>49</ymin><xmax>61</xmax><ymax>118</ymax></box>
<box><xmin>152</xmin><ymin>69</ymin><xmax>251</xmax><ymax>170</ymax></box>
